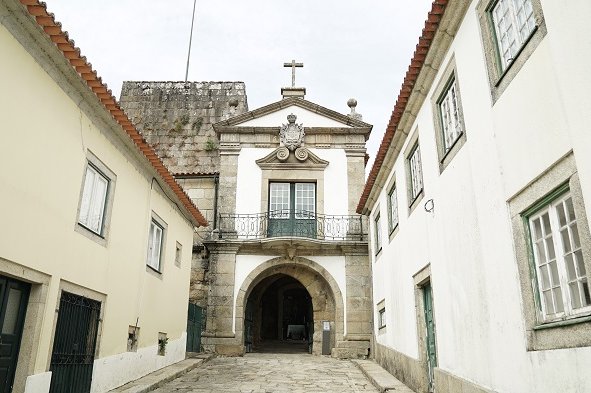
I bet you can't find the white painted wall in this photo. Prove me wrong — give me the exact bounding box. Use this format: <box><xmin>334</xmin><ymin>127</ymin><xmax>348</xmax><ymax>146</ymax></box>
<box><xmin>238</xmin><ymin>105</ymin><xmax>352</xmax><ymax>128</ymax></box>
<box><xmin>310</xmin><ymin>148</ymin><xmax>349</xmax><ymax>216</ymax></box>
<box><xmin>0</xmin><ymin>20</ymin><xmax>194</xmax><ymax>393</ymax></box>
<box><xmin>235</xmin><ymin>148</ymin><xmax>349</xmax><ymax>217</ymax></box>
<box><xmin>233</xmin><ymin>255</ymin><xmax>348</xmax><ymax>334</ymax></box>
<box><xmin>235</xmin><ymin>148</ymin><xmax>271</xmax><ymax>214</ymax></box>
<box><xmin>369</xmin><ymin>1</ymin><xmax>591</xmax><ymax>392</ymax></box>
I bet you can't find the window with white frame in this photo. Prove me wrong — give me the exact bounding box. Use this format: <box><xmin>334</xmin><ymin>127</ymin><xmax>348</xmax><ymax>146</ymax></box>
<box><xmin>408</xmin><ymin>143</ymin><xmax>424</xmax><ymax>203</ymax></box>
<box><xmin>269</xmin><ymin>182</ymin><xmax>316</xmax><ymax>219</ymax></box>
<box><xmin>527</xmin><ymin>191</ymin><xmax>590</xmax><ymax>321</ymax></box>
<box><xmin>295</xmin><ymin>183</ymin><xmax>315</xmax><ymax>219</ymax></box>
<box><xmin>147</xmin><ymin>219</ymin><xmax>164</xmax><ymax>271</ymax></box>
<box><xmin>175</xmin><ymin>242</ymin><xmax>182</xmax><ymax>267</ymax></box>
<box><xmin>269</xmin><ymin>182</ymin><xmax>291</xmax><ymax>218</ymax></box>
<box><xmin>388</xmin><ymin>184</ymin><xmax>399</xmax><ymax>232</ymax></box>
<box><xmin>374</xmin><ymin>212</ymin><xmax>382</xmax><ymax>254</ymax></box>
<box><xmin>438</xmin><ymin>76</ymin><xmax>463</xmax><ymax>152</ymax></box>
<box><xmin>78</xmin><ymin>164</ymin><xmax>109</xmax><ymax>235</ymax></box>
<box><xmin>491</xmin><ymin>0</ymin><xmax>536</xmax><ymax>71</ymax></box>
<box><xmin>378</xmin><ymin>308</ymin><xmax>386</xmax><ymax>329</ymax></box>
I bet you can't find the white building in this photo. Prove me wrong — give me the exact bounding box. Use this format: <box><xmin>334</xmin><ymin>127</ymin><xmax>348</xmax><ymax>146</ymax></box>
<box><xmin>201</xmin><ymin>86</ymin><xmax>374</xmax><ymax>358</ymax></box>
<box><xmin>0</xmin><ymin>1</ymin><xmax>207</xmax><ymax>392</ymax></box>
<box><xmin>358</xmin><ymin>0</ymin><xmax>591</xmax><ymax>392</ymax></box>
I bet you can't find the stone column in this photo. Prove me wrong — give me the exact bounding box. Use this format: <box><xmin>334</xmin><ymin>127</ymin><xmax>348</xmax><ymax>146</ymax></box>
<box><xmin>345</xmin><ymin>145</ymin><xmax>367</xmax><ymax>215</ymax></box>
<box><xmin>201</xmin><ymin>241</ymin><xmax>242</xmax><ymax>355</ymax></box>
<box><xmin>218</xmin><ymin>144</ymin><xmax>240</xmax><ymax>215</ymax></box>
<box><xmin>341</xmin><ymin>245</ymin><xmax>372</xmax><ymax>340</ymax></box>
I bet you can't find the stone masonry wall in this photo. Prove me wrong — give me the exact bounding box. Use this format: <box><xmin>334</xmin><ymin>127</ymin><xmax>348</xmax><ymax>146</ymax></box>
<box><xmin>120</xmin><ymin>81</ymin><xmax>248</xmax><ymax>310</ymax></box>
<box><xmin>119</xmin><ymin>81</ymin><xmax>248</xmax><ymax>174</ymax></box>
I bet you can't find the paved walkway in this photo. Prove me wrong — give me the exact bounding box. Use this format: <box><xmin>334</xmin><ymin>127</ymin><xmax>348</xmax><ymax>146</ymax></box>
<box><xmin>152</xmin><ymin>353</ymin><xmax>379</xmax><ymax>393</ymax></box>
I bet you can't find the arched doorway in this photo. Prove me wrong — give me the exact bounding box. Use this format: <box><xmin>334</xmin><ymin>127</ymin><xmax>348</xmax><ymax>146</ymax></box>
<box><xmin>245</xmin><ymin>274</ymin><xmax>313</xmax><ymax>353</ymax></box>
<box><xmin>235</xmin><ymin>257</ymin><xmax>344</xmax><ymax>355</ymax></box>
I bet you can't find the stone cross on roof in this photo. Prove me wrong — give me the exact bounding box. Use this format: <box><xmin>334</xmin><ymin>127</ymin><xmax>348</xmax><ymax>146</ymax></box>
<box><xmin>283</xmin><ymin>60</ymin><xmax>303</xmax><ymax>87</ymax></box>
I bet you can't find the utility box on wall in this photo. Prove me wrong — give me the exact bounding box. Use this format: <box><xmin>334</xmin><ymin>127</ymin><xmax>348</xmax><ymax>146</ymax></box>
<box><xmin>322</xmin><ymin>321</ymin><xmax>331</xmax><ymax>355</ymax></box>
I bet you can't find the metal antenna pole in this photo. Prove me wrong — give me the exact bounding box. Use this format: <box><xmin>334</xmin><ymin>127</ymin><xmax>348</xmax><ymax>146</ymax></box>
<box><xmin>185</xmin><ymin>0</ymin><xmax>197</xmax><ymax>82</ymax></box>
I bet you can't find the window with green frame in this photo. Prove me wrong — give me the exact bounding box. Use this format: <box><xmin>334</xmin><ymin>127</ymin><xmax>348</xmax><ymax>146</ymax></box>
<box><xmin>524</xmin><ymin>184</ymin><xmax>590</xmax><ymax>322</ymax></box>
<box><xmin>374</xmin><ymin>211</ymin><xmax>382</xmax><ymax>255</ymax></box>
<box><xmin>387</xmin><ymin>184</ymin><xmax>399</xmax><ymax>233</ymax></box>
<box><xmin>488</xmin><ymin>0</ymin><xmax>536</xmax><ymax>72</ymax></box>
<box><xmin>437</xmin><ymin>74</ymin><xmax>463</xmax><ymax>154</ymax></box>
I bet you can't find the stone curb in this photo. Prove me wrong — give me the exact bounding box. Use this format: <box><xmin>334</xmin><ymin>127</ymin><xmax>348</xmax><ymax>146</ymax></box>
<box><xmin>351</xmin><ymin>359</ymin><xmax>415</xmax><ymax>392</ymax></box>
<box><xmin>109</xmin><ymin>354</ymin><xmax>214</xmax><ymax>393</ymax></box>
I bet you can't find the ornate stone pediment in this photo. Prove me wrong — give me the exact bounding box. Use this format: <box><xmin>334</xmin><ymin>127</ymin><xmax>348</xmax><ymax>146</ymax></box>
<box><xmin>256</xmin><ymin>147</ymin><xmax>329</xmax><ymax>170</ymax></box>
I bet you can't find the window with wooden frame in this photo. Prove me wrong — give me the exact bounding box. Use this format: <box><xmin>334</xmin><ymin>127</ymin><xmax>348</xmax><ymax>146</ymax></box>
<box><xmin>431</xmin><ymin>58</ymin><xmax>467</xmax><ymax>172</ymax></box>
<box><xmin>387</xmin><ymin>183</ymin><xmax>399</xmax><ymax>233</ymax></box>
<box><xmin>78</xmin><ymin>164</ymin><xmax>109</xmax><ymax>236</ymax></box>
<box><xmin>407</xmin><ymin>143</ymin><xmax>424</xmax><ymax>204</ymax></box>
<box><xmin>438</xmin><ymin>75</ymin><xmax>463</xmax><ymax>154</ymax></box>
<box><xmin>477</xmin><ymin>0</ymin><xmax>546</xmax><ymax>102</ymax></box>
<box><xmin>147</xmin><ymin>218</ymin><xmax>164</xmax><ymax>272</ymax></box>
<box><xmin>374</xmin><ymin>211</ymin><xmax>382</xmax><ymax>255</ymax></box>
<box><xmin>524</xmin><ymin>185</ymin><xmax>590</xmax><ymax>322</ymax></box>
<box><xmin>378</xmin><ymin>307</ymin><xmax>386</xmax><ymax>329</ymax></box>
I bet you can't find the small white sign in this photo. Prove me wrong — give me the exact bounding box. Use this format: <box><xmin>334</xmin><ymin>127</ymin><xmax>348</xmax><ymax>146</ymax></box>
<box><xmin>323</xmin><ymin>321</ymin><xmax>330</xmax><ymax>331</ymax></box>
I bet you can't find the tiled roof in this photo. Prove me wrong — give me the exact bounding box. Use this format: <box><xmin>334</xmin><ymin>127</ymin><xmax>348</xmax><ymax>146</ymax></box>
<box><xmin>356</xmin><ymin>0</ymin><xmax>449</xmax><ymax>214</ymax></box>
<box><xmin>18</xmin><ymin>0</ymin><xmax>208</xmax><ymax>227</ymax></box>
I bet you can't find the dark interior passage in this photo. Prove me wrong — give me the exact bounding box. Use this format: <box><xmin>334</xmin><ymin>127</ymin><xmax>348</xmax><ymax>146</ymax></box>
<box><xmin>245</xmin><ymin>274</ymin><xmax>313</xmax><ymax>353</ymax></box>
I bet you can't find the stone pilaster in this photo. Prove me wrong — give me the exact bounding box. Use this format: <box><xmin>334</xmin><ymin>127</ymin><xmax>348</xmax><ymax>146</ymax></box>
<box><xmin>345</xmin><ymin>147</ymin><xmax>367</xmax><ymax>215</ymax></box>
<box><xmin>218</xmin><ymin>151</ymin><xmax>239</xmax><ymax>215</ymax></box>
<box><xmin>341</xmin><ymin>245</ymin><xmax>372</xmax><ymax>340</ymax></box>
<box><xmin>201</xmin><ymin>241</ymin><xmax>242</xmax><ymax>355</ymax></box>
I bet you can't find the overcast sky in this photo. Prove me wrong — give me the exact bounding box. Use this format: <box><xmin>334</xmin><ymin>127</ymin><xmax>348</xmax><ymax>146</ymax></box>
<box><xmin>46</xmin><ymin>0</ymin><xmax>433</xmax><ymax>168</ymax></box>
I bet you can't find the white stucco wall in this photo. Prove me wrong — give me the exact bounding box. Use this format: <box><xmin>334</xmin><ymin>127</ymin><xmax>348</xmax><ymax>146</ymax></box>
<box><xmin>0</xmin><ymin>20</ymin><xmax>194</xmax><ymax>393</ymax></box>
<box><xmin>233</xmin><ymin>255</ymin><xmax>348</xmax><ymax>334</ymax></box>
<box><xmin>235</xmin><ymin>148</ymin><xmax>349</xmax><ymax>216</ymax></box>
<box><xmin>369</xmin><ymin>1</ymin><xmax>591</xmax><ymax>392</ymax></box>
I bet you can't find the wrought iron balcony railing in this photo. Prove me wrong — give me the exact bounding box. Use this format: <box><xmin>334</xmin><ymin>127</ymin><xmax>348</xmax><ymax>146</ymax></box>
<box><xmin>218</xmin><ymin>210</ymin><xmax>366</xmax><ymax>241</ymax></box>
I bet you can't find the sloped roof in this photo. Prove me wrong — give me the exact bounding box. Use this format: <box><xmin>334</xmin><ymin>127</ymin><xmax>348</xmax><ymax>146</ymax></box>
<box><xmin>214</xmin><ymin>96</ymin><xmax>373</xmax><ymax>133</ymax></box>
<box><xmin>16</xmin><ymin>0</ymin><xmax>208</xmax><ymax>227</ymax></box>
<box><xmin>356</xmin><ymin>0</ymin><xmax>449</xmax><ymax>214</ymax></box>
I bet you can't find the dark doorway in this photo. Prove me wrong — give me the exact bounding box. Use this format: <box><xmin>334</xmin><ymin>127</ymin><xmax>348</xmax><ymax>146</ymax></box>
<box><xmin>187</xmin><ymin>303</ymin><xmax>204</xmax><ymax>353</ymax></box>
<box><xmin>0</xmin><ymin>276</ymin><xmax>30</xmax><ymax>393</ymax></box>
<box><xmin>49</xmin><ymin>292</ymin><xmax>101</xmax><ymax>393</ymax></box>
<box><xmin>245</xmin><ymin>274</ymin><xmax>313</xmax><ymax>353</ymax></box>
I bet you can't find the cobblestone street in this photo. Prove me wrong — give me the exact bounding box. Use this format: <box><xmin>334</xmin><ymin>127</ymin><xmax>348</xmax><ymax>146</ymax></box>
<box><xmin>152</xmin><ymin>353</ymin><xmax>378</xmax><ymax>393</ymax></box>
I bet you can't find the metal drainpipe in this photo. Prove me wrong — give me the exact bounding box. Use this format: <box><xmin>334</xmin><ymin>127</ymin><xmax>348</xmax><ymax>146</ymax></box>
<box><xmin>213</xmin><ymin>174</ymin><xmax>219</xmax><ymax>229</ymax></box>
<box><xmin>174</xmin><ymin>173</ymin><xmax>220</xmax><ymax>229</ymax></box>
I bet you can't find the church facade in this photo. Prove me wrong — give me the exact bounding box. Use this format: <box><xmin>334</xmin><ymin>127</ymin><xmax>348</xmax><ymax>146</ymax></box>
<box><xmin>358</xmin><ymin>1</ymin><xmax>591</xmax><ymax>392</ymax></box>
<box><xmin>201</xmin><ymin>89</ymin><xmax>373</xmax><ymax>356</ymax></box>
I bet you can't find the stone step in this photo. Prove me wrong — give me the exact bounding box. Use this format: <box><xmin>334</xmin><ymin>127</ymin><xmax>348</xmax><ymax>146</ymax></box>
<box><xmin>336</xmin><ymin>340</ymin><xmax>371</xmax><ymax>349</ymax></box>
<box><xmin>351</xmin><ymin>359</ymin><xmax>415</xmax><ymax>392</ymax></box>
<box><xmin>331</xmin><ymin>346</ymin><xmax>368</xmax><ymax>359</ymax></box>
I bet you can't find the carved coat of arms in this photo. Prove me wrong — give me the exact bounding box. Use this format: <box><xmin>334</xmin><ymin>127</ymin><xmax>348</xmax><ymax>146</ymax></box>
<box><xmin>280</xmin><ymin>113</ymin><xmax>304</xmax><ymax>151</ymax></box>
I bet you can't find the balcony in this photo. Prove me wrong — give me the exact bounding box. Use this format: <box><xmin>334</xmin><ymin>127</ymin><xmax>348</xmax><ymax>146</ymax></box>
<box><xmin>218</xmin><ymin>210</ymin><xmax>366</xmax><ymax>241</ymax></box>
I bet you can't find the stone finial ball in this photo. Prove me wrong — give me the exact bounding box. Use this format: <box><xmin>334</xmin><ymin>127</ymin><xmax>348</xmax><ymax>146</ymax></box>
<box><xmin>347</xmin><ymin>98</ymin><xmax>357</xmax><ymax>108</ymax></box>
<box><xmin>229</xmin><ymin>98</ymin><xmax>239</xmax><ymax>107</ymax></box>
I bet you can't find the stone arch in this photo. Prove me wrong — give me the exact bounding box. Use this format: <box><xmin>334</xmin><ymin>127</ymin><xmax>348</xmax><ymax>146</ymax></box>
<box><xmin>235</xmin><ymin>256</ymin><xmax>344</xmax><ymax>355</ymax></box>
